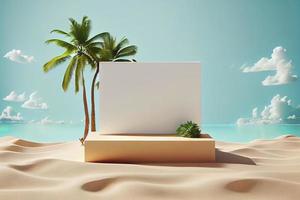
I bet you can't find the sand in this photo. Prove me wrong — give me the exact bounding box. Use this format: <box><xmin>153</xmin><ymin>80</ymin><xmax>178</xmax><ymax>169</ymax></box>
<box><xmin>0</xmin><ymin>135</ymin><xmax>300</xmax><ymax>200</ymax></box>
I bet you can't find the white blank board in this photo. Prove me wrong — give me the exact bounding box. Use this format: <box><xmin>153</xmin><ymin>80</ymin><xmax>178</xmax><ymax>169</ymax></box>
<box><xmin>99</xmin><ymin>62</ymin><xmax>200</xmax><ymax>134</ymax></box>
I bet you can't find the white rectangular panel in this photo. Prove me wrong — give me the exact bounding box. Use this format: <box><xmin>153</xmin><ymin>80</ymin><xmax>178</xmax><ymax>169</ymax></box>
<box><xmin>99</xmin><ymin>62</ymin><xmax>200</xmax><ymax>134</ymax></box>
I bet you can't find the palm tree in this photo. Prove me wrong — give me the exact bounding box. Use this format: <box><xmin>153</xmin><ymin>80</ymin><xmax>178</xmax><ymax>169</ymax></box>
<box><xmin>43</xmin><ymin>16</ymin><xmax>104</xmax><ymax>144</ymax></box>
<box><xmin>90</xmin><ymin>33</ymin><xmax>138</xmax><ymax>132</ymax></box>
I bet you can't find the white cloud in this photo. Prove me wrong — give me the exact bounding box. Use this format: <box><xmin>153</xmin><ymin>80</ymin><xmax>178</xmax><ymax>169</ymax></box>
<box><xmin>38</xmin><ymin>117</ymin><xmax>64</xmax><ymax>125</ymax></box>
<box><xmin>3</xmin><ymin>91</ymin><xmax>26</xmax><ymax>102</ymax></box>
<box><xmin>242</xmin><ymin>47</ymin><xmax>297</xmax><ymax>85</ymax></box>
<box><xmin>252</xmin><ymin>107</ymin><xmax>258</xmax><ymax>118</ymax></box>
<box><xmin>21</xmin><ymin>92</ymin><xmax>48</xmax><ymax>110</ymax></box>
<box><xmin>237</xmin><ymin>94</ymin><xmax>300</xmax><ymax>126</ymax></box>
<box><xmin>287</xmin><ymin>115</ymin><xmax>296</xmax><ymax>120</ymax></box>
<box><xmin>4</xmin><ymin>49</ymin><xmax>34</xmax><ymax>63</ymax></box>
<box><xmin>262</xmin><ymin>61</ymin><xmax>298</xmax><ymax>86</ymax></box>
<box><xmin>0</xmin><ymin>106</ymin><xmax>23</xmax><ymax>122</ymax></box>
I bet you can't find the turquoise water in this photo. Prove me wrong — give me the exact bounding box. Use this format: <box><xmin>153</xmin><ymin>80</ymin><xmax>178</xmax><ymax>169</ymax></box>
<box><xmin>204</xmin><ymin>124</ymin><xmax>300</xmax><ymax>143</ymax></box>
<box><xmin>0</xmin><ymin>123</ymin><xmax>299</xmax><ymax>143</ymax></box>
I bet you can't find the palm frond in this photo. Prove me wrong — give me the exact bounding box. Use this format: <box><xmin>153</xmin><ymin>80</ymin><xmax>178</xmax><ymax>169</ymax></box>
<box><xmin>102</xmin><ymin>34</ymin><xmax>116</xmax><ymax>50</ymax></box>
<box><xmin>100</xmin><ymin>49</ymin><xmax>113</xmax><ymax>61</ymax></box>
<box><xmin>50</xmin><ymin>29</ymin><xmax>70</xmax><ymax>37</ymax></box>
<box><xmin>85</xmin><ymin>42</ymin><xmax>103</xmax><ymax>48</ymax></box>
<box><xmin>74</xmin><ymin>56</ymin><xmax>87</xmax><ymax>93</ymax></box>
<box><xmin>45</xmin><ymin>39</ymin><xmax>76</xmax><ymax>50</ymax></box>
<box><xmin>81</xmin><ymin>16</ymin><xmax>91</xmax><ymax>43</ymax></box>
<box><xmin>86</xmin><ymin>32</ymin><xmax>109</xmax><ymax>44</ymax></box>
<box><xmin>88</xmin><ymin>46</ymin><xmax>101</xmax><ymax>55</ymax></box>
<box><xmin>116</xmin><ymin>45</ymin><xmax>137</xmax><ymax>58</ymax></box>
<box><xmin>114</xmin><ymin>37</ymin><xmax>129</xmax><ymax>54</ymax></box>
<box><xmin>62</xmin><ymin>56</ymin><xmax>77</xmax><ymax>91</ymax></box>
<box><xmin>82</xmin><ymin>16</ymin><xmax>89</xmax><ymax>24</ymax></box>
<box><xmin>69</xmin><ymin>17</ymin><xmax>89</xmax><ymax>45</ymax></box>
<box><xmin>75</xmin><ymin>58</ymin><xmax>82</xmax><ymax>93</ymax></box>
<box><xmin>43</xmin><ymin>50</ymin><xmax>73</xmax><ymax>72</ymax></box>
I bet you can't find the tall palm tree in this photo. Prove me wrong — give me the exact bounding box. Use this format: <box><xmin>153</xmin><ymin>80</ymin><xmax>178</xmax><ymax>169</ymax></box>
<box><xmin>90</xmin><ymin>33</ymin><xmax>138</xmax><ymax>132</ymax></box>
<box><xmin>43</xmin><ymin>16</ymin><xmax>104</xmax><ymax>144</ymax></box>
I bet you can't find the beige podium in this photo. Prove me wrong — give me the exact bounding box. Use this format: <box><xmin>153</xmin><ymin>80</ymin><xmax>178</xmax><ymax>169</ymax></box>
<box><xmin>84</xmin><ymin>62</ymin><xmax>215</xmax><ymax>163</ymax></box>
<box><xmin>85</xmin><ymin>133</ymin><xmax>215</xmax><ymax>163</ymax></box>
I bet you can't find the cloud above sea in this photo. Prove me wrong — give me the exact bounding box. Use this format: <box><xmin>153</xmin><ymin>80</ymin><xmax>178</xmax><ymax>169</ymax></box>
<box><xmin>0</xmin><ymin>106</ymin><xmax>23</xmax><ymax>122</ymax></box>
<box><xmin>237</xmin><ymin>94</ymin><xmax>300</xmax><ymax>125</ymax></box>
<box><xmin>21</xmin><ymin>92</ymin><xmax>48</xmax><ymax>110</ymax></box>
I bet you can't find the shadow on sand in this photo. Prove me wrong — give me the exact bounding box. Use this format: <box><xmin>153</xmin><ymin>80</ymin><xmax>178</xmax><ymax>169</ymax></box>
<box><xmin>142</xmin><ymin>149</ymin><xmax>256</xmax><ymax>167</ymax></box>
<box><xmin>215</xmin><ymin>149</ymin><xmax>256</xmax><ymax>165</ymax></box>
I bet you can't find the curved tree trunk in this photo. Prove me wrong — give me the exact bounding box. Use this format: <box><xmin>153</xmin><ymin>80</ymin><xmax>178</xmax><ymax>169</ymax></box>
<box><xmin>90</xmin><ymin>62</ymin><xmax>99</xmax><ymax>132</ymax></box>
<box><xmin>80</xmin><ymin>74</ymin><xmax>90</xmax><ymax>145</ymax></box>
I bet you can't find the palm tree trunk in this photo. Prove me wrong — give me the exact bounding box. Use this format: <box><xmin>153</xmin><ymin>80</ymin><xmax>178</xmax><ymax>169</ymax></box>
<box><xmin>90</xmin><ymin>62</ymin><xmax>99</xmax><ymax>132</ymax></box>
<box><xmin>80</xmin><ymin>74</ymin><xmax>90</xmax><ymax>144</ymax></box>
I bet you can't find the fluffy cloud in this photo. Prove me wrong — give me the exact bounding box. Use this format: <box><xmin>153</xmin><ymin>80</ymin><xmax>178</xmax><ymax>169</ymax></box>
<box><xmin>287</xmin><ymin>115</ymin><xmax>296</xmax><ymax>120</ymax></box>
<box><xmin>38</xmin><ymin>117</ymin><xmax>64</xmax><ymax>125</ymax></box>
<box><xmin>237</xmin><ymin>94</ymin><xmax>300</xmax><ymax>126</ymax></box>
<box><xmin>242</xmin><ymin>47</ymin><xmax>297</xmax><ymax>86</ymax></box>
<box><xmin>4</xmin><ymin>49</ymin><xmax>34</xmax><ymax>63</ymax></box>
<box><xmin>0</xmin><ymin>106</ymin><xmax>23</xmax><ymax>122</ymax></box>
<box><xmin>21</xmin><ymin>92</ymin><xmax>48</xmax><ymax>110</ymax></box>
<box><xmin>3</xmin><ymin>91</ymin><xmax>26</xmax><ymax>102</ymax></box>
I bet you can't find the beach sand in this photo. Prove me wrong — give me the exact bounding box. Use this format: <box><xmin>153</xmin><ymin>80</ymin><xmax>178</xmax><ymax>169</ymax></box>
<box><xmin>0</xmin><ymin>135</ymin><xmax>300</xmax><ymax>200</ymax></box>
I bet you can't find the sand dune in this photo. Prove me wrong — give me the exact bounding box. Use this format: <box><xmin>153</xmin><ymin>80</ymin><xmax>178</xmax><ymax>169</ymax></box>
<box><xmin>0</xmin><ymin>135</ymin><xmax>300</xmax><ymax>200</ymax></box>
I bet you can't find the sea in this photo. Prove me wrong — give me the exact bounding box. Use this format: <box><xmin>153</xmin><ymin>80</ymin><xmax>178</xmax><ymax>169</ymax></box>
<box><xmin>0</xmin><ymin>123</ymin><xmax>299</xmax><ymax>143</ymax></box>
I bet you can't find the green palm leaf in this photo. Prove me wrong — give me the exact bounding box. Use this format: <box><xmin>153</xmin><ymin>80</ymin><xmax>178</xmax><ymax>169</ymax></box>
<box><xmin>86</xmin><ymin>32</ymin><xmax>109</xmax><ymax>44</ymax></box>
<box><xmin>114</xmin><ymin>37</ymin><xmax>129</xmax><ymax>54</ymax></box>
<box><xmin>85</xmin><ymin>42</ymin><xmax>103</xmax><ymax>48</ymax></box>
<box><xmin>116</xmin><ymin>45</ymin><xmax>137</xmax><ymax>58</ymax></box>
<box><xmin>74</xmin><ymin>56</ymin><xmax>87</xmax><ymax>93</ymax></box>
<box><xmin>43</xmin><ymin>50</ymin><xmax>73</xmax><ymax>72</ymax></box>
<box><xmin>81</xmin><ymin>16</ymin><xmax>91</xmax><ymax>43</ymax></box>
<box><xmin>69</xmin><ymin>18</ymin><xmax>84</xmax><ymax>45</ymax></box>
<box><xmin>75</xmin><ymin>58</ymin><xmax>82</xmax><ymax>93</ymax></box>
<box><xmin>62</xmin><ymin>56</ymin><xmax>77</xmax><ymax>91</ymax></box>
<box><xmin>69</xmin><ymin>16</ymin><xmax>91</xmax><ymax>45</ymax></box>
<box><xmin>50</xmin><ymin>29</ymin><xmax>70</xmax><ymax>37</ymax></box>
<box><xmin>100</xmin><ymin>49</ymin><xmax>113</xmax><ymax>61</ymax></box>
<box><xmin>45</xmin><ymin>39</ymin><xmax>76</xmax><ymax>50</ymax></box>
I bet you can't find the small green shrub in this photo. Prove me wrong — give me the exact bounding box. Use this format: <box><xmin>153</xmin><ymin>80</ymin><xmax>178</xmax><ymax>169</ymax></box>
<box><xmin>176</xmin><ymin>121</ymin><xmax>201</xmax><ymax>138</ymax></box>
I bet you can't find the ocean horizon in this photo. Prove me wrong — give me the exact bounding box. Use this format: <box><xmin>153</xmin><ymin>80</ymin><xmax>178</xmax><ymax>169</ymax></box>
<box><xmin>1</xmin><ymin>123</ymin><xmax>299</xmax><ymax>143</ymax></box>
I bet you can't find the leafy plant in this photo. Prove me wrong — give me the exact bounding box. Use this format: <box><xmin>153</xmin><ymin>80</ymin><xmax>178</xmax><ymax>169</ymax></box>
<box><xmin>176</xmin><ymin>121</ymin><xmax>201</xmax><ymax>138</ymax></box>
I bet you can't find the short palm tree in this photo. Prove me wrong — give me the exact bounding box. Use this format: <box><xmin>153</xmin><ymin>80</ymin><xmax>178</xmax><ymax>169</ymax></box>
<box><xmin>43</xmin><ymin>16</ymin><xmax>105</xmax><ymax>144</ymax></box>
<box><xmin>90</xmin><ymin>33</ymin><xmax>138</xmax><ymax>131</ymax></box>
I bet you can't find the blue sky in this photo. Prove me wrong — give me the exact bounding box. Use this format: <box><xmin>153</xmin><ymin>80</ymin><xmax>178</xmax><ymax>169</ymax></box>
<box><xmin>0</xmin><ymin>0</ymin><xmax>299</xmax><ymax>124</ymax></box>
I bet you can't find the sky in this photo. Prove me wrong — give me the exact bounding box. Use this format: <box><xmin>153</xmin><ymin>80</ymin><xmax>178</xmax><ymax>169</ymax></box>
<box><xmin>0</xmin><ymin>0</ymin><xmax>300</xmax><ymax>125</ymax></box>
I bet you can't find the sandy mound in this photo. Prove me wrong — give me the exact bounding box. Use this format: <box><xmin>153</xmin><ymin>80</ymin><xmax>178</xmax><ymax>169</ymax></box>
<box><xmin>0</xmin><ymin>135</ymin><xmax>300</xmax><ymax>200</ymax></box>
